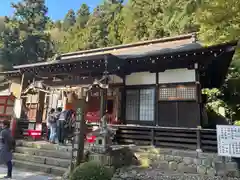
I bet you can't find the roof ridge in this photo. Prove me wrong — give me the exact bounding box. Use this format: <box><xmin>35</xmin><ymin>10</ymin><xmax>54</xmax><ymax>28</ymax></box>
<box><xmin>59</xmin><ymin>33</ymin><xmax>196</xmax><ymax>58</ymax></box>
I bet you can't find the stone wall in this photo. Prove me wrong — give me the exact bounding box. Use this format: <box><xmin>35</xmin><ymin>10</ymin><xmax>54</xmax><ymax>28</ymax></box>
<box><xmin>87</xmin><ymin>146</ymin><xmax>138</xmax><ymax>169</ymax></box>
<box><xmin>132</xmin><ymin>146</ymin><xmax>240</xmax><ymax>178</ymax></box>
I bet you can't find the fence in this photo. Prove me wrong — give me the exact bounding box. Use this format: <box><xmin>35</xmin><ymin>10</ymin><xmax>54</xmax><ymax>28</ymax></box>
<box><xmin>112</xmin><ymin>125</ymin><xmax>217</xmax><ymax>152</ymax></box>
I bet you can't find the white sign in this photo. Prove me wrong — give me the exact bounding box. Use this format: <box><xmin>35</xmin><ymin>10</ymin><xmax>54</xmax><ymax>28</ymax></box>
<box><xmin>217</xmin><ymin>125</ymin><xmax>240</xmax><ymax>157</ymax></box>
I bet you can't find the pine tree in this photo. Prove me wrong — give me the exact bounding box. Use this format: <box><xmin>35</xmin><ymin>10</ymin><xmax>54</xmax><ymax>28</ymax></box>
<box><xmin>63</xmin><ymin>9</ymin><xmax>76</xmax><ymax>31</ymax></box>
<box><xmin>76</xmin><ymin>4</ymin><xmax>90</xmax><ymax>28</ymax></box>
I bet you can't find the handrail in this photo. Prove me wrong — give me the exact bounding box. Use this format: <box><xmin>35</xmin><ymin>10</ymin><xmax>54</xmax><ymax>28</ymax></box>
<box><xmin>110</xmin><ymin>124</ymin><xmax>216</xmax><ymax>131</ymax></box>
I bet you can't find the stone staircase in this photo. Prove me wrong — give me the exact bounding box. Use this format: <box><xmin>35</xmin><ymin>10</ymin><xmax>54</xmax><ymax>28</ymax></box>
<box><xmin>13</xmin><ymin>141</ymin><xmax>72</xmax><ymax>176</ymax></box>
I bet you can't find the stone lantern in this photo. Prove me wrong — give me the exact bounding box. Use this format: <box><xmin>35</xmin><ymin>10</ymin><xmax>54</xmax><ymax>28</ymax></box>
<box><xmin>89</xmin><ymin>114</ymin><xmax>115</xmax><ymax>153</ymax></box>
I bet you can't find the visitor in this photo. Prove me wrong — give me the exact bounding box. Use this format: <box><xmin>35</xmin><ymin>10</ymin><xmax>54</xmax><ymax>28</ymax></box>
<box><xmin>0</xmin><ymin>120</ymin><xmax>14</xmax><ymax>179</ymax></box>
<box><xmin>58</xmin><ymin>109</ymin><xmax>69</xmax><ymax>145</ymax></box>
<box><xmin>47</xmin><ymin>108</ymin><xmax>56</xmax><ymax>144</ymax></box>
<box><xmin>56</xmin><ymin>107</ymin><xmax>64</xmax><ymax>144</ymax></box>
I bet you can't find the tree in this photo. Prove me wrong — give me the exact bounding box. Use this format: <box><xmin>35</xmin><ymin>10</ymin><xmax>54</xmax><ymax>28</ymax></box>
<box><xmin>55</xmin><ymin>20</ymin><xmax>62</xmax><ymax>30</ymax></box>
<box><xmin>196</xmin><ymin>0</ymin><xmax>240</xmax><ymax>120</ymax></box>
<box><xmin>120</xmin><ymin>0</ymin><xmax>168</xmax><ymax>43</ymax></box>
<box><xmin>0</xmin><ymin>17</ymin><xmax>5</xmax><ymax>35</ymax></box>
<box><xmin>161</xmin><ymin>0</ymin><xmax>200</xmax><ymax>36</ymax></box>
<box><xmin>0</xmin><ymin>0</ymin><xmax>55</xmax><ymax>65</ymax></box>
<box><xmin>76</xmin><ymin>4</ymin><xmax>90</xmax><ymax>28</ymax></box>
<box><xmin>63</xmin><ymin>9</ymin><xmax>76</xmax><ymax>31</ymax></box>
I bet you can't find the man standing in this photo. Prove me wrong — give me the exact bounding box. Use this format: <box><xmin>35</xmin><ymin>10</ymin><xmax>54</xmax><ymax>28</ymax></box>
<box><xmin>0</xmin><ymin>120</ymin><xmax>13</xmax><ymax>179</ymax></box>
<box><xmin>58</xmin><ymin>108</ymin><xmax>68</xmax><ymax>145</ymax></box>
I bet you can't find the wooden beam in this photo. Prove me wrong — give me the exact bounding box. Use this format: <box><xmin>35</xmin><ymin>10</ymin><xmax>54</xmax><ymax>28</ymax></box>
<box><xmin>43</xmin><ymin>77</ymin><xmax>95</xmax><ymax>86</ymax></box>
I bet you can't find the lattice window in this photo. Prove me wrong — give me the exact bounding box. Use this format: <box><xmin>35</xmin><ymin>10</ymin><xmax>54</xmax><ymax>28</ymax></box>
<box><xmin>159</xmin><ymin>85</ymin><xmax>196</xmax><ymax>101</ymax></box>
<box><xmin>177</xmin><ymin>86</ymin><xmax>196</xmax><ymax>100</ymax></box>
<box><xmin>159</xmin><ymin>87</ymin><xmax>177</xmax><ymax>100</ymax></box>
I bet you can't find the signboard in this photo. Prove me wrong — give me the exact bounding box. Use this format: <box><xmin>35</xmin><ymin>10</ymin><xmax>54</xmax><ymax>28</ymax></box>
<box><xmin>217</xmin><ymin>125</ymin><xmax>240</xmax><ymax>157</ymax></box>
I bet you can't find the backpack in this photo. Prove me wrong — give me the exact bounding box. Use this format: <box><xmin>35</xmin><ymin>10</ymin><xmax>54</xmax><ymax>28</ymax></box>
<box><xmin>48</xmin><ymin>114</ymin><xmax>56</xmax><ymax>124</ymax></box>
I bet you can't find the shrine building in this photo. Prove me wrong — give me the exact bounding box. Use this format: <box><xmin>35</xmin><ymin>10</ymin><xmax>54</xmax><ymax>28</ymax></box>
<box><xmin>1</xmin><ymin>33</ymin><xmax>238</xmax><ymax>129</ymax></box>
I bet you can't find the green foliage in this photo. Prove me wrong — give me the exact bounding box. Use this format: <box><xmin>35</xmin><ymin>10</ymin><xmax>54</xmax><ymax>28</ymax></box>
<box><xmin>196</xmin><ymin>0</ymin><xmax>240</xmax><ymax>119</ymax></box>
<box><xmin>202</xmin><ymin>88</ymin><xmax>226</xmax><ymax>112</ymax></box>
<box><xmin>196</xmin><ymin>0</ymin><xmax>240</xmax><ymax>45</ymax></box>
<box><xmin>70</xmin><ymin>161</ymin><xmax>113</xmax><ymax>180</ymax></box>
<box><xmin>234</xmin><ymin>121</ymin><xmax>240</xmax><ymax>126</ymax></box>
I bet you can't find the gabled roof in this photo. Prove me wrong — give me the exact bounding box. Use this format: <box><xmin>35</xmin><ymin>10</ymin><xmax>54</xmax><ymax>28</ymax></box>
<box><xmin>60</xmin><ymin>33</ymin><xmax>196</xmax><ymax>59</ymax></box>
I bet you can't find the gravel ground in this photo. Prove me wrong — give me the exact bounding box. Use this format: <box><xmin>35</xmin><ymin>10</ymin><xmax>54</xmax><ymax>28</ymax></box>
<box><xmin>112</xmin><ymin>166</ymin><xmax>240</xmax><ymax>180</ymax></box>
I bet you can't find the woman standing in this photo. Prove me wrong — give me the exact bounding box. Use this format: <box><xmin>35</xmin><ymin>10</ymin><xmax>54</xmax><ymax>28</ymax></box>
<box><xmin>47</xmin><ymin>108</ymin><xmax>57</xmax><ymax>144</ymax></box>
<box><xmin>0</xmin><ymin>120</ymin><xmax>13</xmax><ymax>178</ymax></box>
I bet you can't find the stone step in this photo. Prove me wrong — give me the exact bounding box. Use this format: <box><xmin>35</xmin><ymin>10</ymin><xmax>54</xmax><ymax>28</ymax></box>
<box><xmin>13</xmin><ymin>153</ymin><xmax>71</xmax><ymax>168</ymax></box>
<box><xmin>13</xmin><ymin>160</ymin><xmax>67</xmax><ymax>176</ymax></box>
<box><xmin>15</xmin><ymin>146</ymin><xmax>72</xmax><ymax>159</ymax></box>
<box><xmin>17</xmin><ymin>140</ymin><xmax>72</xmax><ymax>152</ymax></box>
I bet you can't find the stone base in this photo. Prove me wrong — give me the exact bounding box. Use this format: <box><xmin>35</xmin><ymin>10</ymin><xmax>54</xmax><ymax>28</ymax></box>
<box><xmin>87</xmin><ymin>146</ymin><xmax>138</xmax><ymax>169</ymax></box>
<box><xmin>131</xmin><ymin>146</ymin><xmax>240</xmax><ymax>178</ymax></box>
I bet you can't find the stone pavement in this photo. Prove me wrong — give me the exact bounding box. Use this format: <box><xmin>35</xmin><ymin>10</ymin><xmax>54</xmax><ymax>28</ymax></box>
<box><xmin>0</xmin><ymin>166</ymin><xmax>61</xmax><ymax>180</ymax></box>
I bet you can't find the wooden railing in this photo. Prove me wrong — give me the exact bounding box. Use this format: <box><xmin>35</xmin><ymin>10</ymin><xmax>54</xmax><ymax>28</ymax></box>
<box><xmin>111</xmin><ymin>125</ymin><xmax>217</xmax><ymax>153</ymax></box>
<box><xmin>14</xmin><ymin>120</ymin><xmax>217</xmax><ymax>152</ymax></box>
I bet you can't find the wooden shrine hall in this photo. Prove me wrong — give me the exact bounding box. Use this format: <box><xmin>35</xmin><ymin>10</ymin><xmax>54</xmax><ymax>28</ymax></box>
<box><xmin>2</xmin><ymin>33</ymin><xmax>238</xmax><ymax>130</ymax></box>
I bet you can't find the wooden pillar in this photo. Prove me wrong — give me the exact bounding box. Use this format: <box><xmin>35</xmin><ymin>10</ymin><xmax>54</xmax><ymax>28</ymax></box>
<box><xmin>195</xmin><ymin>63</ymin><xmax>202</xmax><ymax>152</ymax></box>
<box><xmin>19</xmin><ymin>73</ymin><xmax>28</xmax><ymax>119</ymax></box>
<box><xmin>155</xmin><ymin>72</ymin><xmax>159</xmax><ymax>126</ymax></box>
<box><xmin>100</xmin><ymin>79</ymin><xmax>108</xmax><ymax>119</ymax></box>
<box><xmin>36</xmin><ymin>91</ymin><xmax>45</xmax><ymax>123</ymax></box>
<box><xmin>100</xmin><ymin>89</ymin><xmax>107</xmax><ymax>119</ymax></box>
<box><xmin>121</xmin><ymin>75</ymin><xmax>126</xmax><ymax>124</ymax></box>
<box><xmin>195</xmin><ymin>63</ymin><xmax>202</xmax><ymax>127</ymax></box>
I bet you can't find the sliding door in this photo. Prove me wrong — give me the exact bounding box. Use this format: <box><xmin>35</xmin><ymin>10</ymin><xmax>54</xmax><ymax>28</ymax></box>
<box><xmin>125</xmin><ymin>88</ymin><xmax>155</xmax><ymax>125</ymax></box>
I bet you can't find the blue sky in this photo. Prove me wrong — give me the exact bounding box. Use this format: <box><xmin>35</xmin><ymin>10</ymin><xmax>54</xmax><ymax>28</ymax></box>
<box><xmin>0</xmin><ymin>0</ymin><xmax>102</xmax><ymax>20</ymax></box>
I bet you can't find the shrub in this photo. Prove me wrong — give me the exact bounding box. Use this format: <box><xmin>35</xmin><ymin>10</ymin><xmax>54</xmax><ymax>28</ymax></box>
<box><xmin>70</xmin><ymin>161</ymin><xmax>113</xmax><ymax>180</ymax></box>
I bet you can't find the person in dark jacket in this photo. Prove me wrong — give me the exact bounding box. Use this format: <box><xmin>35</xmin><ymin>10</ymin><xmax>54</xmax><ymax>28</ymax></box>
<box><xmin>57</xmin><ymin>109</ymin><xmax>68</xmax><ymax>145</ymax></box>
<box><xmin>0</xmin><ymin>120</ymin><xmax>13</xmax><ymax>178</ymax></box>
<box><xmin>55</xmin><ymin>107</ymin><xmax>63</xmax><ymax>144</ymax></box>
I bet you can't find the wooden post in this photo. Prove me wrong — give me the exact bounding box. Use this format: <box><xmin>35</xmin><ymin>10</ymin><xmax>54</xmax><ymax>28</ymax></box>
<box><xmin>195</xmin><ymin>63</ymin><xmax>202</xmax><ymax>152</ymax></box>
<box><xmin>195</xmin><ymin>63</ymin><xmax>202</xmax><ymax>127</ymax></box>
<box><xmin>155</xmin><ymin>72</ymin><xmax>159</xmax><ymax>126</ymax></box>
<box><xmin>75</xmin><ymin>88</ymin><xmax>87</xmax><ymax>167</ymax></box>
<box><xmin>100</xmin><ymin>77</ymin><xmax>108</xmax><ymax>119</ymax></box>
<box><xmin>196</xmin><ymin>126</ymin><xmax>202</xmax><ymax>152</ymax></box>
<box><xmin>37</xmin><ymin>91</ymin><xmax>45</xmax><ymax>123</ymax></box>
<box><xmin>151</xmin><ymin>128</ymin><xmax>155</xmax><ymax>146</ymax></box>
<box><xmin>100</xmin><ymin>88</ymin><xmax>107</xmax><ymax>119</ymax></box>
<box><xmin>121</xmin><ymin>76</ymin><xmax>126</xmax><ymax>124</ymax></box>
